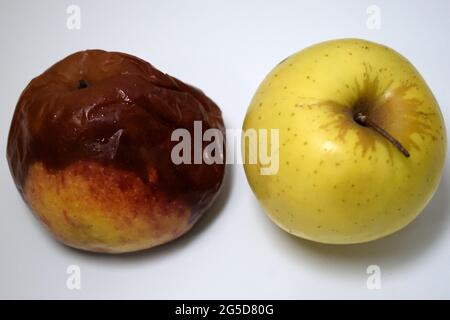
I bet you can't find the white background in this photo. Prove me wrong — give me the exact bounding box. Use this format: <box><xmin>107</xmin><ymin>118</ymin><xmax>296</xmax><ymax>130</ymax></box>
<box><xmin>1</xmin><ymin>0</ymin><xmax>449</xmax><ymax>299</ymax></box>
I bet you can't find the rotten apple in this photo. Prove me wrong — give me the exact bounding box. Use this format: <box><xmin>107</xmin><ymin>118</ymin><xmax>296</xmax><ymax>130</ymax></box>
<box><xmin>7</xmin><ymin>50</ymin><xmax>225</xmax><ymax>253</ymax></box>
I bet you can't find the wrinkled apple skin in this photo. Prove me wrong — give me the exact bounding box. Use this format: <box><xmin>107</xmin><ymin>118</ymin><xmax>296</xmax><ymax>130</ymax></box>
<box><xmin>243</xmin><ymin>39</ymin><xmax>446</xmax><ymax>244</ymax></box>
<box><xmin>7</xmin><ymin>50</ymin><xmax>225</xmax><ymax>253</ymax></box>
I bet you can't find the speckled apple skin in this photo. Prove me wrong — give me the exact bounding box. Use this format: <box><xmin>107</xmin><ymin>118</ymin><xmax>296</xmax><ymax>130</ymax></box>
<box><xmin>243</xmin><ymin>39</ymin><xmax>446</xmax><ymax>244</ymax></box>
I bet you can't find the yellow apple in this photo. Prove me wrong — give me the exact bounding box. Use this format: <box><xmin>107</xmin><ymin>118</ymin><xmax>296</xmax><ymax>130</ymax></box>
<box><xmin>243</xmin><ymin>38</ymin><xmax>446</xmax><ymax>244</ymax></box>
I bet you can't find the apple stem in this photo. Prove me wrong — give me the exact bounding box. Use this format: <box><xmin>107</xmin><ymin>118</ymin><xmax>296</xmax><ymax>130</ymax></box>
<box><xmin>354</xmin><ymin>112</ymin><xmax>410</xmax><ymax>158</ymax></box>
<box><xmin>78</xmin><ymin>79</ymin><xmax>88</xmax><ymax>89</ymax></box>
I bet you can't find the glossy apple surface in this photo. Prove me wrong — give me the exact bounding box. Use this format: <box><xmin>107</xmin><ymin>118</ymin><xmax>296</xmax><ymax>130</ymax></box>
<box><xmin>243</xmin><ymin>39</ymin><xmax>446</xmax><ymax>244</ymax></box>
<box><xmin>7</xmin><ymin>50</ymin><xmax>225</xmax><ymax>253</ymax></box>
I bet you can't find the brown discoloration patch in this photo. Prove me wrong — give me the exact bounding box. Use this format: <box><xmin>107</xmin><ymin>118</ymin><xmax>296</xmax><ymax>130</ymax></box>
<box><xmin>24</xmin><ymin>161</ymin><xmax>194</xmax><ymax>253</ymax></box>
<box><xmin>296</xmin><ymin>64</ymin><xmax>437</xmax><ymax>158</ymax></box>
<box><xmin>7</xmin><ymin>49</ymin><xmax>225</xmax><ymax>212</ymax></box>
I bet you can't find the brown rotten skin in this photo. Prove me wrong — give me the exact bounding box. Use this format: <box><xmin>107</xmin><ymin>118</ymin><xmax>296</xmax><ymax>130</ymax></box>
<box><xmin>7</xmin><ymin>50</ymin><xmax>225</xmax><ymax>253</ymax></box>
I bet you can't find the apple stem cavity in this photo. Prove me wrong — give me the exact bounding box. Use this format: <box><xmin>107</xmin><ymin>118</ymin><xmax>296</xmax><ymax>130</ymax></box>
<box><xmin>353</xmin><ymin>112</ymin><xmax>410</xmax><ymax>158</ymax></box>
<box><xmin>78</xmin><ymin>79</ymin><xmax>88</xmax><ymax>89</ymax></box>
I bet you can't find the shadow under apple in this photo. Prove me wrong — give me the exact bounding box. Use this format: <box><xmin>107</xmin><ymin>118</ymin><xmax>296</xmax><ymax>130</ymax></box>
<box><xmin>270</xmin><ymin>169</ymin><xmax>449</xmax><ymax>274</ymax></box>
